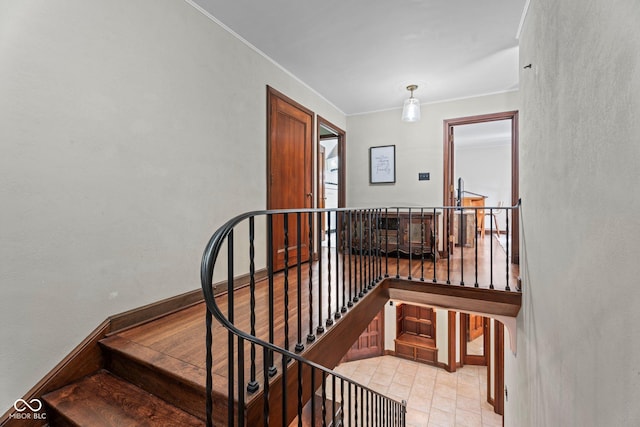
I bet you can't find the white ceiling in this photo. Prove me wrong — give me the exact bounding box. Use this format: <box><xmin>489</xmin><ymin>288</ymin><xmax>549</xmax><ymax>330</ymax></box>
<box><xmin>192</xmin><ymin>0</ymin><xmax>526</xmax><ymax>115</ymax></box>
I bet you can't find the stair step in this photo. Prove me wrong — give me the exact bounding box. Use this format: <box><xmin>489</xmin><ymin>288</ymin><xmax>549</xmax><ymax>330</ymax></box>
<box><xmin>42</xmin><ymin>370</ymin><xmax>204</xmax><ymax>426</ymax></box>
<box><xmin>99</xmin><ymin>334</ymin><xmax>210</xmax><ymax>421</ymax></box>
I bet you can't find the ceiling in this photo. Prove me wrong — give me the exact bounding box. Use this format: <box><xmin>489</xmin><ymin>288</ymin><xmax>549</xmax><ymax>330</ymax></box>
<box><xmin>192</xmin><ymin>0</ymin><xmax>526</xmax><ymax>116</ymax></box>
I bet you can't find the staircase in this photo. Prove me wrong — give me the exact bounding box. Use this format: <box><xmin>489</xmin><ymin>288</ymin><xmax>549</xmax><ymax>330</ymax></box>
<box><xmin>41</xmin><ymin>302</ymin><xmax>210</xmax><ymax>426</ymax></box>
<box><xmin>4</xmin><ymin>205</ymin><xmax>521</xmax><ymax>426</ymax></box>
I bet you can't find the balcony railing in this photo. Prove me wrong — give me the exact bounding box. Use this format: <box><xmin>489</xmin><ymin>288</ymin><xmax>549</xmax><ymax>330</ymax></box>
<box><xmin>200</xmin><ymin>203</ymin><xmax>519</xmax><ymax>426</ymax></box>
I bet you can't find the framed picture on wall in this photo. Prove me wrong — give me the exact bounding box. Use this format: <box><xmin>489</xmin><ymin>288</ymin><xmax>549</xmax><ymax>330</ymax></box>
<box><xmin>369</xmin><ymin>145</ymin><xmax>396</xmax><ymax>184</ymax></box>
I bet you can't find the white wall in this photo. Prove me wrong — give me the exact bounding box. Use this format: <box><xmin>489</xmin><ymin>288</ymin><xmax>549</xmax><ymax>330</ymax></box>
<box><xmin>346</xmin><ymin>92</ymin><xmax>518</xmax><ymax>208</ymax></box>
<box><xmin>456</xmin><ymin>141</ymin><xmax>511</xmax><ymax>230</ymax></box>
<box><xmin>508</xmin><ymin>0</ymin><xmax>640</xmax><ymax>425</ymax></box>
<box><xmin>0</xmin><ymin>0</ymin><xmax>344</xmax><ymax>412</ymax></box>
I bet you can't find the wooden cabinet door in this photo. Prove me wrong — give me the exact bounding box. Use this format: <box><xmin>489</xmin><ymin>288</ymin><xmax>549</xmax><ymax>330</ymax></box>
<box><xmin>342</xmin><ymin>311</ymin><xmax>383</xmax><ymax>362</ymax></box>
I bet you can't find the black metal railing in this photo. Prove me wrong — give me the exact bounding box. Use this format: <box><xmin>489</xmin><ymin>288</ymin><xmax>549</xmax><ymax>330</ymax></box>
<box><xmin>200</xmin><ymin>203</ymin><xmax>519</xmax><ymax>426</ymax></box>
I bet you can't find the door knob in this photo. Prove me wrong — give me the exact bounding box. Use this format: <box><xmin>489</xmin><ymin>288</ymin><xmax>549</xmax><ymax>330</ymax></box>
<box><xmin>307</xmin><ymin>193</ymin><xmax>313</xmax><ymax>198</ymax></box>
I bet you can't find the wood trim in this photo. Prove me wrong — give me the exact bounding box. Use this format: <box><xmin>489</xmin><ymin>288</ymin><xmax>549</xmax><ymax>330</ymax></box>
<box><xmin>109</xmin><ymin>268</ymin><xmax>267</xmax><ymax>334</ymax></box>
<box><xmin>0</xmin><ymin>321</ymin><xmax>110</xmax><ymax>427</ymax></box>
<box><xmin>447</xmin><ymin>311</ymin><xmax>456</xmax><ymax>372</ymax></box>
<box><xmin>442</xmin><ymin>110</ymin><xmax>520</xmax><ymax>264</ymax></box>
<box><xmin>494</xmin><ymin>320</ymin><xmax>505</xmax><ymax>416</ymax></box>
<box><xmin>316</xmin><ymin>116</ymin><xmax>346</xmax><ymax>211</ymax></box>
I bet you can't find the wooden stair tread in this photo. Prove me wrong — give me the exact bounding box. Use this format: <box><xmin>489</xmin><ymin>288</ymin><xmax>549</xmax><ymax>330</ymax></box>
<box><xmin>42</xmin><ymin>370</ymin><xmax>204</xmax><ymax>426</ymax></box>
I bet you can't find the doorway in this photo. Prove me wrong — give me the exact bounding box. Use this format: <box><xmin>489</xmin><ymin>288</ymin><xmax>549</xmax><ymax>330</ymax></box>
<box><xmin>267</xmin><ymin>86</ymin><xmax>314</xmax><ymax>271</ymax></box>
<box><xmin>443</xmin><ymin>111</ymin><xmax>519</xmax><ymax>264</ymax></box>
<box><xmin>317</xmin><ymin>117</ymin><xmax>346</xmax><ymax>248</ymax></box>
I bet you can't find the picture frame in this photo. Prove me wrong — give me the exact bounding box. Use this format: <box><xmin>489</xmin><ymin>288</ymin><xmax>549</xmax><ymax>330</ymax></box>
<box><xmin>369</xmin><ymin>145</ymin><xmax>396</xmax><ymax>184</ymax></box>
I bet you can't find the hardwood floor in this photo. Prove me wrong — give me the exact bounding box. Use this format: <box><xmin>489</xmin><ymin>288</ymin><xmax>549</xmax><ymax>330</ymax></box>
<box><xmin>38</xmin><ymin>234</ymin><xmax>519</xmax><ymax>426</ymax></box>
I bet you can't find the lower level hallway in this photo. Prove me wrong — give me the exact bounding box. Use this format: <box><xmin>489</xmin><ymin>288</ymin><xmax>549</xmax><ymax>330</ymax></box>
<box><xmin>333</xmin><ymin>356</ymin><xmax>502</xmax><ymax>427</ymax></box>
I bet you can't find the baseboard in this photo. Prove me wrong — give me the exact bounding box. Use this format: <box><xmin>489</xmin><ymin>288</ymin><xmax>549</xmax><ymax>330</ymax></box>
<box><xmin>0</xmin><ymin>320</ymin><xmax>110</xmax><ymax>427</ymax></box>
<box><xmin>1</xmin><ymin>268</ymin><xmax>267</xmax><ymax>425</ymax></box>
<box><xmin>109</xmin><ymin>268</ymin><xmax>268</xmax><ymax>334</ymax></box>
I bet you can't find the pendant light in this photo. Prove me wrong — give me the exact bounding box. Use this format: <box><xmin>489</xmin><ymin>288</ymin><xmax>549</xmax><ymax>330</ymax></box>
<box><xmin>401</xmin><ymin>84</ymin><xmax>421</xmax><ymax>122</ymax></box>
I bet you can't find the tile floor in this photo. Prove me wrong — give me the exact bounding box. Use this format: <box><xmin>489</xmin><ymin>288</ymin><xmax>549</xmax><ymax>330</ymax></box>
<box><xmin>333</xmin><ymin>355</ymin><xmax>502</xmax><ymax>427</ymax></box>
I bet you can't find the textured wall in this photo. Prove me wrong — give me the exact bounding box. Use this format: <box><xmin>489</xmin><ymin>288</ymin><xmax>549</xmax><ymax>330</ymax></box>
<box><xmin>0</xmin><ymin>0</ymin><xmax>344</xmax><ymax>411</ymax></box>
<box><xmin>509</xmin><ymin>0</ymin><xmax>640</xmax><ymax>425</ymax></box>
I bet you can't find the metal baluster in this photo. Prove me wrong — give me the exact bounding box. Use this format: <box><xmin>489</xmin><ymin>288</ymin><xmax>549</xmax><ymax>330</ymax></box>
<box><xmin>396</xmin><ymin>208</ymin><xmax>400</xmax><ymax>279</ymax></box>
<box><xmin>297</xmin><ymin>361</ymin><xmax>303</xmax><ymax>427</ymax></box>
<box><xmin>322</xmin><ymin>372</ymin><xmax>327</xmax><ymax>427</ymax></box>
<box><xmin>340</xmin><ymin>378</ymin><xmax>345</xmax><ymax>426</ymax></box>
<box><xmin>237</xmin><ymin>336</ymin><xmax>245</xmax><ymax>427</ymax></box>
<box><xmin>282</xmin><ymin>354</ymin><xmax>288</xmax><ymax>427</ymax></box>
<box><xmin>348</xmin><ymin>210</ymin><xmax>354</xmax><ymax>306</ymax></box>
<box><xmin>489</xmin><ymin>208</ymin><xmax>494</xmax><ymax>289</ymax></box>
<box><xmin>248</xmin><ymin>217</ymin><xmax>259</xmax><ymax>392</ymax></box>
<box><xmin>308</xmin><ymin>212</ymin><xmax>316</xmax><ymax>342</ymax></box>
<box><xmin>358</xmin><ymin>210</ymin><xmax>364</xmax><ymax>299</ymax></box>
<box><xmin>263</xmin><ymin>347</ymin><xmax>270</xmax><ymax>427</ymax></box>
<box><xmin>446</xmin><ymin>208</ymin><xmax>451</xmax><ymax>284</ymax></box>
<box><xmin>505</xmin><ymin>208</ymin><xmax>511</xmax><ymax>291</ymax></box>
<box><xmin>384</xmin><ymin>208</ymin><xmax>389</xmax><ymax>278</ymax></box>
<box><xmin>348</xmin><ymin>382</ymin><xmax>352</xmax><ymax>427</ymax></box>
<box><xmin>296</xmin><ymin>213</ymin><xmax>304</xmax><ymax>352</ymax></box>
<box><xmin>284</xmin><ymin>213</ymin><xmax>290</xmax><ymax>352</ymax></box>
<box><xmin>460</xmin><ymin>207</ymin><xmax>465</xmax><ymax>286</ymax></box>
<box><xmin>335</xmin><ymin>211</ymin><xmax>341</xmax><ymax>319</ymax></box>
<box><xmin>341</xmin><ymin>211</ymin><xmax>348</xmax><ymax>314</ymax></box>
<box><xmin>227</xmin><ymin>230</ymin><xmax>235</xmax><ymax>425</ymax></box>
<box><xmin>420</xmin><ymin>208</ymin><xmax>425</xmax><ymax>281</ymax></box>
<box><xmin>311</xmin><ymin>367</ymin><xmax>316</xmax><ymax>427</ymax></box>
<box><xmin>408</xmin><ymin>209</ymin><xmax>413</xmax><ymax>280</ymax></box>
<box><xmin>433</xmin><ymin>208</ymin><xmax>438</xmax><ymax>283</ymax></box>
<box><xmin>474</xmin><ymin>209</ymin><xmax>479</xmax><ymax>287</ymax></box>
<box><xmin>326</xmin><ymin>211</ymin><xmax>334</xmax><ymax>327</ymax></box>
<box><xmin>332</xmin><ymin>376</ymin><xmax>336</xmax><ymax>427</ymax></box>
<box><xmin>317</xmin><ymin>211</ymin><xmax>325</xmax><ymax>335</ymax></box>
<box><xmin>267</xmin><ymin>216</ymin><xmax>277</xmax><ymax>376</ymax></box>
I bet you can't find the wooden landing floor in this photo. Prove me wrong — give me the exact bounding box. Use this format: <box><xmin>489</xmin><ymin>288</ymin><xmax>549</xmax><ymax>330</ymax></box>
<box><xmin>106</xmin><ymin>234</ymin><xmax>518</xmax><ymax>407</ymax></box>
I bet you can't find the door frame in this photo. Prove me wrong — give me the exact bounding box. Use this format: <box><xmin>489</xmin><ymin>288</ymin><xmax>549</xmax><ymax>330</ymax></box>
<box><xmin>459</xmin><ymin>314</ymin><xmax>490</xmax><ymax>366</ymax></box>
<box><xmin>317</xmin><ymin>116</ymin><xmax>346</xmax><ymax>210</ymax></box>
<box><xmin>317</xmin><ymin>116</ymin><xmax>346</xmax><ymax>248</ymax></box>
<box><xmin>443</xmin><ymin>111</ymin><xmax>519</xmax><ymax>263</ymax></box>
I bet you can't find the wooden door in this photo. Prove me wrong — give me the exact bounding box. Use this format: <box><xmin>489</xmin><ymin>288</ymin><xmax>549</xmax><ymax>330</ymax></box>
<box><xmin>267</xmin><ymin>87</ymin><xmax>313</xmax><ymax>271</ymax></box>
<box><xmin>342</xmin><ymin>311</ymin><xmax>384</xmax><ymax>362</ymax></box>
<box><xmin>468</xmin><ymin>314</ymin><xmax>484</xmax><ymax>341</ymax></box>
<box><xmin>461</xmin><ymin>314</ymin><xmax>489</xmax><ymax>366</ymax></box>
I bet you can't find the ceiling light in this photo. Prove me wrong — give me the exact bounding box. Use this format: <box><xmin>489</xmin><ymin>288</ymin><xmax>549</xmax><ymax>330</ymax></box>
<box><xmin>401</xmin><ymin>84</ymin><xmax>421</xmax><ymax>122</ymax></box>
